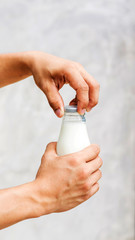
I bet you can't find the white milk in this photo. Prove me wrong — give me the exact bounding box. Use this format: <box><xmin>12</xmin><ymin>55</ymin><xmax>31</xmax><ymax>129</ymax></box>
<box><xmin>57</xmin><ymin>105</ymin><xmax>90</xmax><ymax>156</ymax></box>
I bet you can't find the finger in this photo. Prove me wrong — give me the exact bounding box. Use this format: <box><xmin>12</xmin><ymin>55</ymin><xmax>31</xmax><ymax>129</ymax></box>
<box><xmin>42</xmin><ymin>80</ymin><xmax>64</xmax><ymax>118</ymax></box>
<box><xmin>75</xmin><ymin>64</ymin><xmax>100</xmax><ymax>111</ymax></box>
<box><xmin>89</xmin><ymin>182</ymin><xmax>100</xmax><ymax>197</ymax></box>
<box><xmin>82</xmin><ymin>71</ymin><xmax>100</xmax><ymax>111</ymax></box>
<box><xmin>86</xmin><ymin>156</ymin><xmax>103</xmax><ymax>174</ymax></box>
<box><xmin>81</xmin><ymin>182</ymin><xmax>100</xmax><ymax>202</ymax></box>
<box><xmin>69</xmin><ymin>144</ymin><xmax>100</xmax><ymax>163</ymax></box>
<box><xmin>45</xmin><ymin>142</ymin><xmax>57</xmax><ymax>157</ymax></box>
<box><xmin>65</xmin><ymin>69</ymin><xmax>89</xmax><ymax>114</ymax></box>
<box><xmin>89</xmin><ymin>169</ymin><xmax>102</xmax><ymax>186</ymax></box>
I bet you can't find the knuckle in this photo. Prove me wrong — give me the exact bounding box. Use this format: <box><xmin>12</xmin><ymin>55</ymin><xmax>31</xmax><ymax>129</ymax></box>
<box><xmin>90</xmin><ymin>98</ymin><xmax>98</xmax><ymax>107</ymax></box>
<box><xmin>98</xmin><ymin>158</ymin><xmax>103</xmax><ymax>168</ymax></box>
<box><xmin>42</xmin><ymin>82</ymin><xmax>50</xmax><ymax>93</ymax></box>
<box><xmin>95</xmin><ymin>82</ymin><xmax>100</xmax><ymax>89</ymax></box>
<box><xmin>63</xmin><ymin>65</ymin><xmax>74</xmax><ymax>77</ymax></box>
<box><xmin>90</xmin><ymin>183</ymin><xmax>100</xmax><ymax>196</ymax></box>
<box><xmin>94</xmin><ymin>98</ymin><xmax>99</xmax><ymax>105</ymax></box>
<box><xmin>81</xmin><ymin>84</ymin><xmax>89</xmax><ymax>92</ymax></box>
<box><xmin>50</xmin><ymin>96</ymin><xmax>58</xmax><ymax>104</ymax></box>
<box><xmin>91</xmin><ymin>81</ymin><xmax>100</xmax><ymax>90</ymax></box>
<box><xmin>69</xmin><ymin>156</ymin><xmax>79</xmax><ymax>167</ymax></box>
<box><xmin>76</xmin><ymin>62</ymin><xmax>83</xmax><ymax>68</ymax></box>
<box><xmin>49</xmin><ymin>98</ymin><xmax>59</xmax><ymax>109</ymax></box>
<box><xmin>82</xmin><ymin>182</ymin><xmax>90</xmax><ymax>192</ymax></box>
<box><xmin>70</xmin><ymin>61</ymin><xmax>76</xmax><ymax>67</ymax></box>
<box><xmin>98</xmin><ymin>169</ymin><xmax>102</xmax><ymax>177</ymax></box>
<box><xmin>96</xmin><ymin>170</ymin><xmax>102</xmax><ymax>180</ymax></box>
<box><xmin>78</xmin><ymin>167</ymin><xmax>88</xmax><ymax>181</ymax></box>
<box><xmin>67</xmin><ymin>62</ymin><xmax>76</xmax><ymax>71</ymax></box>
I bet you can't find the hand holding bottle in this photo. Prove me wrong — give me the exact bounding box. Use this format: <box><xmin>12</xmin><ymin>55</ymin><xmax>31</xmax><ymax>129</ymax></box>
<box><xmin>34</xmin><ymin>142</ymin><xmax>102</xmax><ymax>215</ymax></box>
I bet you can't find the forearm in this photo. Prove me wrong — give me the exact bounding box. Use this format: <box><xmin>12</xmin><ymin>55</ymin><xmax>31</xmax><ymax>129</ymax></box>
<box><xmin>0</xmin><ymin>182</ymin><xmax>41</xmax><ymax>229</ymax></box>
<box><xmin>0</xmin><ymin>52</ymin><xmax>32</xmax><ymax>87</ymax></box>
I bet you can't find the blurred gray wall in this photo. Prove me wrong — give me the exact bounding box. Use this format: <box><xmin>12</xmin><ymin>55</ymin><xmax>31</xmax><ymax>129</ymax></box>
<box><xmin>0</xmin><ymin>0</ymin><xmax>134</xmax><ymax>239</ymax></box>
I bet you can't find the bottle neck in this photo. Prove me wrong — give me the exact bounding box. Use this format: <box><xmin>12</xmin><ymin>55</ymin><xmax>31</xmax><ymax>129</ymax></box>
<box><xmin>63</xmin><ymin>112</ymin><xmax>86</xmax><ymax>123</ymax></box>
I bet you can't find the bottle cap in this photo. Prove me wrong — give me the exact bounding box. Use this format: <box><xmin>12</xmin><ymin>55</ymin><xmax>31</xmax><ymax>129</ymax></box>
<box><xmin>64</xmin><ymin>105</ymin><xmax>77</xmax><ymax>113</ymax></box>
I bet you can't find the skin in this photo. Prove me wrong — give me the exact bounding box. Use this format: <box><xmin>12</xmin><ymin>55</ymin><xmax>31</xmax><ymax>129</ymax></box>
<box><xmin>0</xmin><ymin>143</ymin><xmax>102</xmax><ymax>229</ymax></box>
<box><xmin>0</xmin><ymin>51</ymin><xmax>100</xmax><ymax>116</ymax></box>
<box><xmin>0</xmin><ymin>52</ymin><xmax>101</xmax><ymax>229</ymax></box>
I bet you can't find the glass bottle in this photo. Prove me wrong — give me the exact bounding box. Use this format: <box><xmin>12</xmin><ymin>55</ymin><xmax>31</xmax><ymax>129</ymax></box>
<box><xmin>57</xmin><ymin>105</ymin><xmax>90</xmax><ymax>156</ymax></box>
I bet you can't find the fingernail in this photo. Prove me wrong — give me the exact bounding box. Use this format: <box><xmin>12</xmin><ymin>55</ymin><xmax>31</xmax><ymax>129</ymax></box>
<box><xmin>80</xmin><ymin>109</ymin><xmax>86</xmax><ymax>115</ymax></box>
<box><xmin>55</xmin><ymin>108</ymin><xmax>64</xmax><ymax>118</ymax></box>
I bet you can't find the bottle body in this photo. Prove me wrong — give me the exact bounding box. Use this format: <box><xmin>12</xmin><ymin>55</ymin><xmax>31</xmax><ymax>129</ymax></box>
<box><xmin>57</xmin><ymin>106</ymin><xmax>90</xmax><ymax>156</ymax></box>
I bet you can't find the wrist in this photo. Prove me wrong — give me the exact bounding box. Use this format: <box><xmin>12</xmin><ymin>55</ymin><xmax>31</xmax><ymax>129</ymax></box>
<box><xmin>22</xmin><ymin>181</ymin><xmax>44</xmax><ymax>219</ymax></box>
<box><xmin>13</xmin><ymin>181</ymin><xmax>43</xmax><ymax>220</ymax></box>
<box><xmin>31</xmin><ymin>179</ymin><xmax>57</xmax><ymax>217</ymax></box>
<box><xmin>21</xmin><ymin>51</ymin><xmax>42</xmax><ymax>73</ymax></box>
<box><xmin>19</xmin><ymin>51</ymin><xmax>35</xmax><ymax>74</ymax></box>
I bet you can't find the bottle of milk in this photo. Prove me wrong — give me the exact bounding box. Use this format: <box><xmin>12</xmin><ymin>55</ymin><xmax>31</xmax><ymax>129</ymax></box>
<box><xmin>57</xmin><ymin>105</ymin><xmax>90</xmax><ymax>156</ymax></box>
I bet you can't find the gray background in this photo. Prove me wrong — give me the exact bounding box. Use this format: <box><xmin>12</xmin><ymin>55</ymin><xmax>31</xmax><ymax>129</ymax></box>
<box><xmin>0</xmin><ymin>0</ymin><xmax>134</xmax><ymax>239</ymax></box>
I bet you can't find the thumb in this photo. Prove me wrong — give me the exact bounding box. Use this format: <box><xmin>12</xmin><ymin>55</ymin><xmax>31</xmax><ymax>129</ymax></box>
<box><xmin>45</xmin><ymin>142</ymin><xmax>57</xmax><ymax>157</ymax></box>
<box><xmin>36</xmin><ymin>142</ymin><xmax>57</xmax><ymax>179</ymax></box>
<box><xmin>44</xmin><ymin>83</ymin><xmax>64</xmax><ymax>118</ymax></box>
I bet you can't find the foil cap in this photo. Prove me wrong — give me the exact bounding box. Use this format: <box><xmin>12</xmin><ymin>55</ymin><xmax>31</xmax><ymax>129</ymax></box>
<box><xmin>64</xmin><ymin>105</ymin><xmax>77</xmax><ymax>113</ymax></box>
